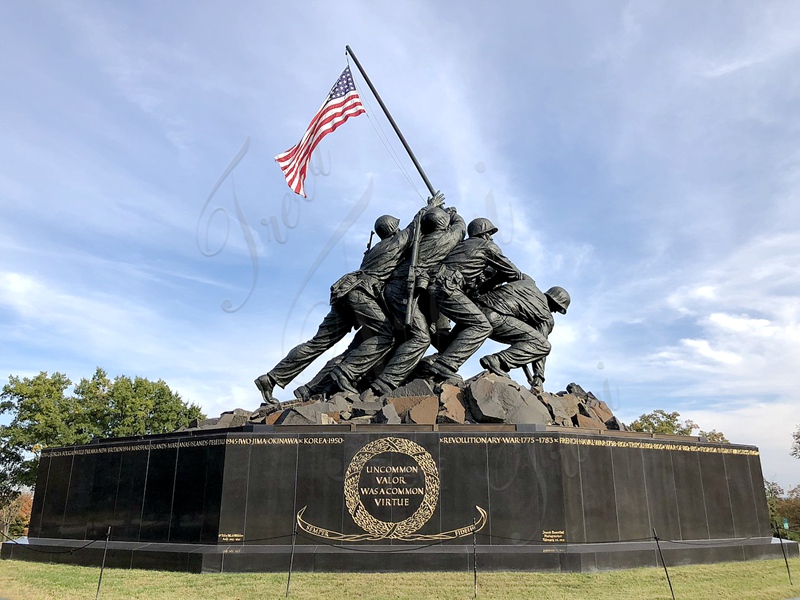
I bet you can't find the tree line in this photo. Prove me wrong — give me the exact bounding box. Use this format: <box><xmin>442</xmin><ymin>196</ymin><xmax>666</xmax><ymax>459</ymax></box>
<box><xmin>0</xmin><ymin>368</ymin><xmax>204</xmax><ymax>511</ymax></box>
<box><xmin>2</xmin><ymin>372</ymin><xmax>797</xmax><ymax>541</ymax></box>
<box><xmin>628</xmin><ymin>409</ymin><xmax>729</xmax><ymax>442</ymax></box>
<box><xmin>774</xmin><ymin>424</ymin><xmax>800</xmax><ymax>541</ymax></box>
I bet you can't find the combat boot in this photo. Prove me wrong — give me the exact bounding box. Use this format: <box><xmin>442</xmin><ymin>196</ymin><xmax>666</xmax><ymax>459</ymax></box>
<box><xmin>254</xmin><ymin>374</ymin><xmax>280</xmax><ymax>406</ymax></box>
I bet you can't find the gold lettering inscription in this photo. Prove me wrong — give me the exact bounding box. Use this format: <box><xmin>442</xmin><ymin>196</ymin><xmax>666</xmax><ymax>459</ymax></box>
<box><xmin>542</xmin><ymin>530</ymin><xmax>566</xmax><ymax>543</ymax></box>
<box><xmin>344</xmin><ymin>438</ymin><xmax>440</xmax><ymax>539</ymax></box>
<box><xmin>375</xmin><ymin>476</ymin><xmax>406</xmax><ymax>484</ymax></box>
<box><xmin>359</xmin><ymin>487</ymin><xmax>425</xmax><ymax>496</ymax></box>
<box><xmin>374</xmin><ymin>498</ymin><xmax>410</xmax><ymax>507</ymax></box>
<box><xmin>357</xmin><ymin>446</ymin><xmax>427</xmax><ymax>515</ymax></box>
<box><xmin>302</xmin><ymin>523</ymin><xmax>331</xmax><ymax>538</ymax></box>
<box><xmin>43</xmin><ymin>434</ymin><xmax>755</xmax><ymax>458</ymax></box>
<box><xmin>42</xmin><ymin>436</ymin><xmax>344</xmax><ymax>457</ymax></box>
<box><xmin>225</xmin><ymin>436</ymin><xmax>344</xmax><ymax>445</ymax></box>
<box><xmin>218</xmin><ymin>533</ymin><xmax>244</xmax><ymax>542</ymax></box>
<box><xmin>365</xmin><ymin>465</ymin><xmax>419</xmax><ymax>474</ymax></box>
<box><xmin>439</xmin><ymin>436</ymin><xmax>758</xmax><ymax>456</ymax></box>
<box><xmin>44</xmin><ymin>438</ymin><xmax>227</xmax><ymax>457</ymax></box>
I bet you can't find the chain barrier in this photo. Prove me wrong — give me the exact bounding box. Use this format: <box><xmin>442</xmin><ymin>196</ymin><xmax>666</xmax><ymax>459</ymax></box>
<box><xmin>3</xmin><ymin>520</ymin><xmax>796</xmax><ymax>600</ymax></box>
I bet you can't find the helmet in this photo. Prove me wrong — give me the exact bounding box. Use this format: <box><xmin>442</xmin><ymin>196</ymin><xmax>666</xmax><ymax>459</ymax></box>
<box><xmin>421</xmin><ymin>207</ymin><xmax>449</xmax><ymax>233</ymax></box>
<box><xmin>374</xmin><ymin>215</ymin><xmax>400</xmax><ymax>239</ymax></box>
<box><xmin>545</xmin><ymin>286</ymin><xmax>570</xmax><ymax>314</ymax></box>
<box><xmin>467</xmin><ymin>217</ymin><xmax>498</xmax><ymax>238</ymax></box>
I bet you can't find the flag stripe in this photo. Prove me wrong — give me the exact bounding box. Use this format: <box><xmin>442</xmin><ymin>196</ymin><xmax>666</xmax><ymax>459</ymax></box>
<box><xmin>277</xmin><ymin>102</ymin><xmax>365</xmax><ymax>195</ymax></box>
<box><xmin>276</xmin><ymin>92</ymin><xmax>362</xmax><ymax>162</ymax></box>
<box><xmin>276</xmin><ymin>97</ymin><xmax>365</xmax><ymax>168</ymax></box>
<box><xmin>278</xmin><ymin>103</ymin><xmax>365</xmax><ymax>194</ymax></box>
<box><xmin>277</xmin><ymin>100</ymin><xmax>365</xmax><ymax>189</ymax></box>
<box><xmin>275</xmin><ymin>68</ymin><xmax>365</xmax><ymax>197</ymax></box>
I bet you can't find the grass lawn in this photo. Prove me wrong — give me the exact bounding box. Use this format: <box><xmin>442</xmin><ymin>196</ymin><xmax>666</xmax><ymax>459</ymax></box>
<box><xmin>0</xmin><ymin>556</ymin><xmax>798</xmax><ymax>599</ymax></box>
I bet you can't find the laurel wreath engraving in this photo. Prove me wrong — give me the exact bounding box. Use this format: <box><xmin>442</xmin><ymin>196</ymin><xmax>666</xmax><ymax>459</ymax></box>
<box><xmin>297</xmin><ymin>436</ymin><xmax>486</xmax><ymax>542</ymax></box>
<box><xmin>343</xmin><ymin>437</ymin><xmax>439</xmax><ymax>539</ymax></box>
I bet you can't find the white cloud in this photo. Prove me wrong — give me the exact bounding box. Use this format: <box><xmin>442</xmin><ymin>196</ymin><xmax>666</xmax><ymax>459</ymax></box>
<box><xmin>683</xmin><ymin>400</ymin><xmax>798</xmax><ymax>490</ymax></box>
<box><xmin>679</xmin><ymin>339</ymin><xmax>742</xmax><ymax>366</ymax></box>
<box><xmin>2</xmin><ymin>1</ymin><xmax>800</xmax><ymax>490</ymax></box>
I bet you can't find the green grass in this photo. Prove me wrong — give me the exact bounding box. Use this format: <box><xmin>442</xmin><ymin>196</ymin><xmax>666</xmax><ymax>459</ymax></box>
<box><xmin>0</xmin><ymin>557</ymin><xmax>798</xmax><ymax>599</ymax></box>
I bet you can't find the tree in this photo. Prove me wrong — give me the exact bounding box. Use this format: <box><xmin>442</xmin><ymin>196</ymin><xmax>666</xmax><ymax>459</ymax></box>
<box><xmin>73</xmin><ymin>368</ymin><xmax>205</xmax><ymax>438</ymax></box>
<box><xmin>765</xmin><ymin>480</ymin><xmax>785</xmax><ymax>525</ymax></box>
<box><xmin>774</xmin><ymin>484</ymin><xmax>800</xmax><ymax>542</ymax></box>
<box><xmin>0</xmin><ymin>443</ymin><xmax>24</xmax><ymax>506</ymax></box>
<box><xmin>0</xmin><ymin>368</ymin><xmax>205</xmax><ymax>491</ymax></box>
<box><xmin>0</xmin><ymin>491</ymin><xmax>32</xmax><ymax>540</ymax></box>
<box><xmin>629</xmin><ymin>410</ymin><xmax>698</xmax><ymax>436</ymax></box>
<box><xmin>792</xmin><ymin>424</ymin><xmax>799</xmax><ymax>459</ymax></box>
<box><xmin>699</xmin><ymin>429</ymin><xmax>730</xmax><ymax>444</ymax></box>
<box><xmin>0</xmin><ymin>372</ymin><xmax>78</xmax><ymax>488</ymax></box>
<box><xmin>628</xmin><ymin>409</ymin><xmax>729</xmax><ymax>442</ymax></box>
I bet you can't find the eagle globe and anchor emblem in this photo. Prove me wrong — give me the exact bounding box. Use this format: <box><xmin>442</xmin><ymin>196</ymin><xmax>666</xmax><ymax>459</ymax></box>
<box><xmin>297</xmin><ymin>437</ymin><xmax>487</xmax><ymax>541</ymax></box>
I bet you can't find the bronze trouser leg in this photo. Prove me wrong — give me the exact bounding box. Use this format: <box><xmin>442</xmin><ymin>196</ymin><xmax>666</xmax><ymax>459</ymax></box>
<box><xmin>268</xmin><ymin>305</ymin><xmax>354</xmax><ymax>388</ymax></box>
<box><xmin>373</xmin><ymin>279</ymin><xmax>431</xmax><ymax>388</ymax></box>
<box><xmin>334</xmin><ymin>288</ymin><xmax>396</xmax><ymax>383</ymax></box>
<box><xmin>483</xmin><ymin>310</ymin><xmax>551</xmax><ymax>369</ymax></box>
<box><xmin>302</xmin><ymin>331</ymin><xmax>368</xmax><ymax>393</ymax></box>
<box><xmin>430</xmin><ymin>285</ymin><xmax>492</xmax><ymax>372</ymax></box>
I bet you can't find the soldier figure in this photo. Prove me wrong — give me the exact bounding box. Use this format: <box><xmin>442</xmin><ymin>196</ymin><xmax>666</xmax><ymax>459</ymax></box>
<box><xmin>474</xmin><ymin>277</ymin><xmax>570</xmax><ymax>390</ymax></box>
<box><xmin>254</xmin><ymin>212</ymin><xmax>416</xmax><ymax>404</ymax></box>
<box><xmin>425</xmin><ymin>218</ymin><xmax>522</xmax><ymax>380</ymax></box>
<box><xmin>369</xmin><ymin>205</ymin><xmax>466</xmax><ymax>395</ymax></box>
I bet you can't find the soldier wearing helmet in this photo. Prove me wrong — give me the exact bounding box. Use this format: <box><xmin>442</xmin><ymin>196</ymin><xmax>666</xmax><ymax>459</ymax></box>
<box><xmin>421</xmin><ymin>207</ymin><xmax>450</xmax><ymax>234</ymax></box>
<box><xmin>473</xmin><ymin>277</ymin><xmax>570</xmax><ymax>389</ymax></box>
<box><xmin>545</xmin><ymin>286</ymin><xmax>570</xmax><ymax>315</ymax></box>
<box><xmin>466</xmin><ymin>217</ymin><xmax>498</xmax><ymax>239</ymax></box>
<box><xmin>423</xmin><ymin>217</ymin><xmax>522</xmax><ymax>380</ymax></box>
<box><xmin>255</xmin><ymin>208</ymin><xmax>423</xmax><ymax>403</ymax></box>
<box><xmin>368</xmin><ymin>201</ymin><xmax>466</xmax><ymax>395</ymax></box>
<box><xmin>374</xmin><ymin>214</ymin><xmax>400</xmax><ymax>239</ymax></box>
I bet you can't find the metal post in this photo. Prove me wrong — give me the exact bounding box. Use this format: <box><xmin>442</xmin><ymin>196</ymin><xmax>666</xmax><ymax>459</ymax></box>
<box><xmin>472</xmin><ymin>517</ymin><xmax>478</xmax><ymax>600</ymax></box>
<box><xmin>345</xmin><ymin>45</ymin><xmax>439</xmax><ymax>325</ymax></box>
<box><xmin>653</xmin><ymin>528</ymin><xmax>675</xmax><ymax>600</ymax></box>
<box><xmin>345</xmin><ymin>45</ymin><xmax>436</xmax><ymax>197</ymax></box>
<box><xmin>95</xmin><ymin>526</ymin><xmax>111</xmax><ymax>600</ymax></box>
<box><xmin>775</xmin><ymin>521</ymin><xmax>793</xmax><ymax>586</ymax></box>
<box><xmin>286</xmin><ymin>517</ymin><xmax>298</xmax><ymax>599</ymax></box>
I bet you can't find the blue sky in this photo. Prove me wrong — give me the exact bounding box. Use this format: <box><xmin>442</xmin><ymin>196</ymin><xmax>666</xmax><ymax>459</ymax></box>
<box><xmin>1</xmin><ymin>1</ymin><xmax>799</xmax><ymax>488</ymax></box>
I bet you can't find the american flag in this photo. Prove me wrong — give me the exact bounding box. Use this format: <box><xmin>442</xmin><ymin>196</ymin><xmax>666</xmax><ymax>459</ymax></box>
<box><xmin>275</xmin><ymin>67</ymin><xmax>366</xmax><ymax>197</ymax></box>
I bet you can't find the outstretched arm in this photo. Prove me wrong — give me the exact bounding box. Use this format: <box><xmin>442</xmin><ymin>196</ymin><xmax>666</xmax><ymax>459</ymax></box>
<box><xmin>445</xmin><ymin>206</ymin><xmax>466</xmax><ymax>238</ymax></box>
<box><xmin>486</xmin><ymin>241</ymin><xmax>522</xmax><ymax>283</ymax></box>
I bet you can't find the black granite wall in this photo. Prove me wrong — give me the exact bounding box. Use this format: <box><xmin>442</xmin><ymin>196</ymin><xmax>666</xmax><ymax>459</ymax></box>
<box><xmin>27</xmin><ymin>429</ymin><xmax>772</xmax><ymax>548</ymax></box>
<box><xmin>30</xmin><ymin>437</ymin><xmax>226</xmax><ymax>544</ymax></box>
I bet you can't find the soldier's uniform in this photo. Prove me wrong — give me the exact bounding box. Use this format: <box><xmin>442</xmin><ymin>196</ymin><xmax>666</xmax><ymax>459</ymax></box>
<box><xmin>428</xmin><ymin>236</ymin><xmax>521</xmax><ymax>375</ymax></box>
<box><xmin>474</xmin><ymin>277</ymin><xmax>553</xmax><ymax>375</ymax></box>
<box><xmin>371</xmin><ymin>208</ymin><xmax>466</xmax><ymax>391</ymax></box>
<box><xmin>262</xmin><ymin>219</ymin><xmax>413</xmax><ymax>394</ymax></box>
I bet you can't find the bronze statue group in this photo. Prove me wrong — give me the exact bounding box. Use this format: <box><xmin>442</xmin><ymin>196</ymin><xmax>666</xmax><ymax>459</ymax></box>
<box><xmin>255</xmin><ymin>193</ymin><xmax>570</xmax><ymax>405</ymax></box>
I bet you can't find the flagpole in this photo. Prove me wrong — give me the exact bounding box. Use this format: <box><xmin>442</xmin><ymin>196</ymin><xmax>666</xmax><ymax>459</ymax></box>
<box><xmin>345</xmin><ymin>45</ymin><xmax>436</xmax><ymax>197</ymax></box>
